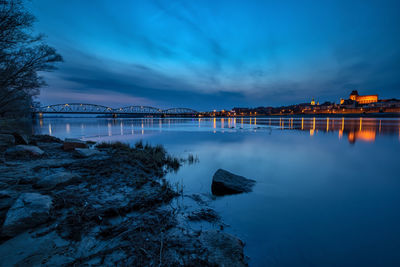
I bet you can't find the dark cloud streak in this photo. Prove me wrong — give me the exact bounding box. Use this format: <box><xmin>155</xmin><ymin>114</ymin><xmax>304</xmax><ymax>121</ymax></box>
<box><xmin>31</xmin><ymin>0</ymin><xmax>400</xmax><ymax>108</ymax></box>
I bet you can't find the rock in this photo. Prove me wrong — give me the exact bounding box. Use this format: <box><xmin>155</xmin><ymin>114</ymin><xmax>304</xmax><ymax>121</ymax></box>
<box><xmin>12</xmin><ymin>133</ymin><xmax>29</xmax><ymax>145</ymax></box>
<box><xmin>0</xmin><ymin>134</ymin><xmax>15</xmax><ymax>148</ymax></box>
<box><xmin>187</xmin><ymin>208</ymin><xmax>220</xmax><ymax>222</ymax></box>
<box><xmin>0</xmin><ymin>231</ymin><xmax>70</xmax><ymax>267</ymax></box>
<box><xmin>2</xmin><ymin>193</ymin><xmax>52</xmax><ymax>237</ymax></box>
<box><xmin>0</xmin><ymin>191</ymin><xmax>17</xmax><ymax>224</ymax></box>
<box><xmin>36</xmin><ymin>171</ymin><xmax>79</xmax><ymax>189</ymax></box>
<box><xmin>211</xmin><ymin>169</ymin><xmax>255</xmax><ymax>196</ymax></box>
<box><xmin>30</xmin><ymin>135</ymin><xmax>63</xmax><ymax>144</ymax></box>
<box><xmin>200</xmin><ymin>230</ymin><xmax>247</xmax><ymax>267</ymax></box>
<box><xmin>73</xmin><ymin>148</ymin><xmax>102</xmax><ymax>158</ymax></box>
<box><xmin>5</xmin><ymin>145</ymin><xmax>44</xmax><ymax>159</ymax></box>
<box><xmin>0</xmin><ymin>190</ymin><xmax>17</xmax><ymax>211</ymax></box>
<box><xmin>63</xmin><ymin>138</ymin><xmax>88</xmax><ymax>151</ymax></box>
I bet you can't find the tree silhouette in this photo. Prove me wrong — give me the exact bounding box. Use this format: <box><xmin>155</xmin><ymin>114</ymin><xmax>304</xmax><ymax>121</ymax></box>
<box><xmin>0</xmin><ymin>0</ymin><xmax>62</xmax><ymax>117</ymax></box>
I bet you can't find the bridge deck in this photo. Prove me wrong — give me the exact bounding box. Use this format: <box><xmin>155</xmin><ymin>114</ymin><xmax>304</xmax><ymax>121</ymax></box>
<box><xmin>33</xmin><ymin>104</ymin><xmax>198</xmax><ymax>115</ymax></box>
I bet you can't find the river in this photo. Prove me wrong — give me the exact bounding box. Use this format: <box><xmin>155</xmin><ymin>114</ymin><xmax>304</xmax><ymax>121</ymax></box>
<box><xmin>33</xmin><ymin>116</ymin><xmax>400</xmax><ymax>266</ymax></box>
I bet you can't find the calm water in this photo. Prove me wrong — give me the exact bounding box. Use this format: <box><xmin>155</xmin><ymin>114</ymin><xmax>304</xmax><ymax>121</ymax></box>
<box><xmin>34</xmin><ymin>117</ymin><xmax>400</xmax><ymax>266</ymax></box>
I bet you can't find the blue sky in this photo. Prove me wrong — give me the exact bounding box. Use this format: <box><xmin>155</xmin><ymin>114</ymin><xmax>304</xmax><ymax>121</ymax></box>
<box><xmin>30</xmin><ymin>0</ymin><xmax>400</xmax><ymax>110</ymax></box>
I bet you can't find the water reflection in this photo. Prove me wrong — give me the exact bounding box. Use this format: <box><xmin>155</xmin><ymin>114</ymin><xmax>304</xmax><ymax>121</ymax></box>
<box><xmin>35</xmin><ymin>117</ymin><xmax>400</xmax><ymax>144</ymax></box>
<box><xmin>252</xmin><ymin>117</ymin><xmax>400</xmax><ymax>144</ymax></box>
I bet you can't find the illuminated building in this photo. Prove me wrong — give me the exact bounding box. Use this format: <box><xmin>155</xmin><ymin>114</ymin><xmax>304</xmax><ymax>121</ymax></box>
<box><xmin>349</xmin><ymin>90</ymin><xmax>378</xmax><ymax>104</ymax></box>
<box><xmin>311</xmin><ymin>98</ymin><xmax>315</xmax><ymax>106</ymax></box>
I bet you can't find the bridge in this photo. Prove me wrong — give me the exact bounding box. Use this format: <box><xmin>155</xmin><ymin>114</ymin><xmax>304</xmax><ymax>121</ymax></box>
<box><xmin>33</xmin><ymin>103</ymin><xmax>199</xmax><ymax>117</ymax></box>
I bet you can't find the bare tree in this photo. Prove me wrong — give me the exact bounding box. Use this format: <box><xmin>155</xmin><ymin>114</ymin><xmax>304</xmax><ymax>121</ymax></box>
<box><xmin>0</xmin><ymin>0</ymin><xmax>62</xmax><ymax>117</ymax></box>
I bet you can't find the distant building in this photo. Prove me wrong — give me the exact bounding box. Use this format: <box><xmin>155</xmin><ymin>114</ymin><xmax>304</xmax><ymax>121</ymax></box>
<box><xmin>371</xmin><ymin>98</ymin><xmax>400</xmax><ymax>108</ymax></box>
<box><xmin>311</xmin><ymin>98</ymin><xmax>315</xmax><ymax>106</ymax></box>
<box><xmin>232</xmin><ymin>107</ymin><xmax>250</xmax><ymax>114</ymax></box>
<box><xmin>348</xmin><ymin>90</ymin><xmax>378</xmax><ymax>104</ymax></box>
<box><xmin>340</xmin><ymin>99</ymin><xmax>356</xmax><ymax>107</ymax></box>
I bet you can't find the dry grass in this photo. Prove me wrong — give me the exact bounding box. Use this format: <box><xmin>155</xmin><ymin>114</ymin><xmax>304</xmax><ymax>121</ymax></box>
<box><xmin>96</xmin><ymin>141</ymin><xmax>180</xmax><ymax>172</ymax></box>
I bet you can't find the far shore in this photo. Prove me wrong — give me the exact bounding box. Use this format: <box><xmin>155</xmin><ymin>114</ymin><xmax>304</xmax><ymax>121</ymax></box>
<box><xmin>29</xmin><ymin>112</ymin><xmax>400</xmax><ymax>119</ymax></box>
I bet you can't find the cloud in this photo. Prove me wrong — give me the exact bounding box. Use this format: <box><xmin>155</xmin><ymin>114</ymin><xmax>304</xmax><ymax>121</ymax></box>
<box><xmin>152</xmin><ymin>0</ymin><xmax>226</xmax><ymax>66</ymax></box>
<box><xmin>39</xmin><ymin>89</ymin><xmax>155</xmax><ymax>108</ymax></box>
<box><xmin>32</xmin><ymin>0</ymin><xmax>400</xmax><ymax>108</ymax></box>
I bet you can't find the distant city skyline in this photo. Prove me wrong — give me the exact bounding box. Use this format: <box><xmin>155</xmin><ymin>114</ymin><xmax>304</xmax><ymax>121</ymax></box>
<box><xmin>30</xmin><ymin>0</ymin><xmax>400</xmax><ymax>109</ymax></box>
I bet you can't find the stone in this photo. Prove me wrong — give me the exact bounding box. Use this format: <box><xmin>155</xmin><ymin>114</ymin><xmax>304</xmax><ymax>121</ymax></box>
<box><xmin>0</xmin><ymin>134</ymin><xmax>15</xmax><ymax>147</ymax></box>
<box><xmin>63</xmin><ymin>138</ymin><xmax>88</xmax><ymax>151</ymax></box>
<box><xmin>0</xmin><ymin>231</ymin><xmax>70</xmax><ymax>267</ymax></box>
<box><xmin>36</xmin><ymin>171</ymin><xmax>79</xmax><ymax>189</ymax></box>
<box><xmin>211</xmin><ymin>169</ymin><xmax>255</xmax><ymax>196</ymax></box>
<box><xmin>12</xmin><ymin>133</ymin><xmax>29</xmax><ymax>145</ymax></box>
<box><xmin>30</xmin><ymin>135</ymin><xmax>63</xmax><ymax>144</ymax></box>
<box><xmin>0</xmin><ymin>190</ymin><xmax>17</xmax><ymax>211</ymax></box>
<box><xmin>73</xmin><ymin>148</ymin><xmax>102</xmax><ymax>158</ymax></box>
<box><xmin>200</xmin><ymin>230</ymin><xmax>247</xmax><ymax>267</ymax></box>
<box><xmin>5</xmin><ymin>145</ymin><xmax>44</xmax><ymax>159</ymax></box>
<box><xmin>2</xmin><ymin>193</ymin><xmax>52</xmax><ymax>237</ymax></box>
<box><xmin>187</xmin><ymin>208</ymin><xmax>220</xmax><ymax>222</ymax></box>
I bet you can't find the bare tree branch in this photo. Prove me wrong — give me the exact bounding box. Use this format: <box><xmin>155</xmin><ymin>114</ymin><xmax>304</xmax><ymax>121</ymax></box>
<box><xmin>0</xmin><ymin>0</ymin><xmax>62</xmax><ymax>117</ymax></box>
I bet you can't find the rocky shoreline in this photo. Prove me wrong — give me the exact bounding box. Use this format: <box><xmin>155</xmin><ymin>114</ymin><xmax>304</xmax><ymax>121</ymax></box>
<box><xmin>0</xmin><ymin>133</ymin><xmax>248</xmax><ymax>266</ymax></box>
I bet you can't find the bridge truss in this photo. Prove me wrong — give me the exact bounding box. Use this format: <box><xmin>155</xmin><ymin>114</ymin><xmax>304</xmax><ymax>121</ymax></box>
<box><xmin>37</xmin><ymin>104</ymin><xmax>113</xmax><ymax>114</ymax></box>
<box><xmin>34</xmin><ymin>103</ymin><xmax>198</xmax><ymax>115</ymax></box>
<box><xmin>163</xmin><ymin>108</ymin><xmax>199</xmax><ymax>114</ymax></box>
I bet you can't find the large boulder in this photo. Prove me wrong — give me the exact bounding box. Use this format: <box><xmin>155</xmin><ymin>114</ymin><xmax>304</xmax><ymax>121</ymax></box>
<box><xmin>5</xmin><ymin>145</ymin><xmax>44</xmax><ymax>159</ymax></box>
<box><xmin>1</xmin><ymin>193</ymin><xmax>52</xmax><ymax>237</ymax></box>
<box><xmin>211</xmin><ymin>169</ymin><xmax>255</xmax><ymax>196</ymax></box>
<box><xmin>200</xmin><ymin>230</ymin><xmax>247</xmax><ymax>267</ymax></box>
<box><xmin>35</xmin><ymin>171</ymin><xmax>80</xmax><ymax>189</ymax></box>
<box><xmin>63</xmin><ymin>138</ymin><xmax>88</xmax><ymax>151</ymax></box>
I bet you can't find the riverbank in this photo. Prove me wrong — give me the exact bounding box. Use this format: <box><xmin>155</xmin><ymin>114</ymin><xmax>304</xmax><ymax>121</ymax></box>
<box><xmin>0</xmin><ymin>134</ymin><xmax>248</xmax><ymax>266</ymax></box>
<box><xmin>202</xmin><ymin>112</ymin><xmax>400</xmax><ymax>118</ymax></box>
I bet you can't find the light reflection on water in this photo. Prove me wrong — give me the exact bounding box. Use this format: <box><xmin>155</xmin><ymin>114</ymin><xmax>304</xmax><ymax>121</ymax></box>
<box><xmin>37</xmin><ymin>117</ymin><xmax>400</xmax><ymax>144</ymax></box>
<box><xmin>34</xmin><ymin>117</ymin><xmax>400</xmax><ymax>266</ymax></box>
